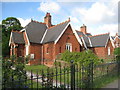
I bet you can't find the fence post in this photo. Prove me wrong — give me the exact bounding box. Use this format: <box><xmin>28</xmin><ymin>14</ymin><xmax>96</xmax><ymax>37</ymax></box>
<box><xmin>87</xmin><ymin>60</ymin><xmax>94</xmax><ymax>89</ymax></box>
<box><xmin>116</xmin><ymin>55</ymin><xmax>120</xmax><ymax>90</ymax></box>
<box><xmin>70</xmin><ymin>60</ymin><xmax>75</xmax><ymax>90</ymax></box>
<box><xmin>116</xmin><ymin>55</ymin><xmax>120</xmax><ymax>89</ymax></box>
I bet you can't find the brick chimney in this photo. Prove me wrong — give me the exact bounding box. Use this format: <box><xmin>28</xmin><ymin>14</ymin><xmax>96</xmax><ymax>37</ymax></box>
<box><xmin>80</xmin><ymin>24</ymin><xmax>87</xmax><ymax>34</ymax></box>
<box><xmin>44</xmin><ymin>12</ymin><xmax>52</xmax><ymax>27</ymax></box>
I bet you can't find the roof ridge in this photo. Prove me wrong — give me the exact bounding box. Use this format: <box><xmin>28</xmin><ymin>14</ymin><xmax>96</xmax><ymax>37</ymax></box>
<box><xmin>89</xmin><ymin>33</ymin><xmax>109</xmax><ymax>37</ymax></box>
<box><xmin>32</xmin><ymin>20</ymin><xmax>46</xmax><ymax>24</ymax></box>
<box><xmin>48</xmin><ymin>19</ymin><xmax>70</xmax><ymax>29</ymax></box>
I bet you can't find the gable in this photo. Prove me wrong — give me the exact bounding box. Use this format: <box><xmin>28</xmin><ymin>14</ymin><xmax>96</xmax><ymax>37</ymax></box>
<box><xmin>42</xmin><ymin>21</ymin><xmax>70</xmax><ymax>43</ymax></box>
<box><xmin>9</xmin><ymin>32</ymin><xmax>25</xmax><ymax>46</ymax></box>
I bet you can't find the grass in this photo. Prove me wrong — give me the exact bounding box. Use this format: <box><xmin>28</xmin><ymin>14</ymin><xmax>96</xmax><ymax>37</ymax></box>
<box><xmin>25</xmin><ymin>64</ymin><xmax>48</xmax><ymax>74</ymax></box>
<box><xmin>25</xmin><ymin>64</ymin><xmax>120</xmax><ymax>88</ymax></box>
<box><xmin>26</xmin><ymin>79</ymin><xmax>42</xmax><ymax>88</ymax></box>
<box><xmin>93</xmin><ymin>73</ymin><xmax>120</xmax><ymax>88</ymax></box>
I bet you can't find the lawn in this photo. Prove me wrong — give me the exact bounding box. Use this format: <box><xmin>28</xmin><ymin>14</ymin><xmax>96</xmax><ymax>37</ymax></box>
<box><xmin>25</xmin><ymin>63</ymin><xmax>120</xmax><ymax>88</ymax></box>
<box><xmin>25</xmin><ymin>65</ymin><xmax>48</xmax><ymax>74</ymax></box>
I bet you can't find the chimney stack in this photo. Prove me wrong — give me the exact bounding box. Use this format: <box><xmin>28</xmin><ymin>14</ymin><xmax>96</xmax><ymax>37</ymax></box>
<box><xmin>44</xmin><ymin>12</ymin><xmax>52</xmax><ymax>27</ymax></box>
<box><xmin>80</xmin><ymin>24</ymin><xmax>87</xmax><ymax>34</ymax></box>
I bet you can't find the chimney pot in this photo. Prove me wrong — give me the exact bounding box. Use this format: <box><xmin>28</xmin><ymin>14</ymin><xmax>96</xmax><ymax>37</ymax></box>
<box><xmin>44</xmin><ymin>12</ymin><xmax>52</xmax><ymax>27</ymax></box>
<box><xmin>80</xmin><ymin>24</ymin><xmax>87</xmax><ymax>34</ymax></box>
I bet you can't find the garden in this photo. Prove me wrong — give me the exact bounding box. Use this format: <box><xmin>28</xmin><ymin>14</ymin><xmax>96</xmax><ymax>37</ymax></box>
<box><xmin>2</xmin><ymin>48</ymin><xmax>120</xmax><ymax>89</ymax></box>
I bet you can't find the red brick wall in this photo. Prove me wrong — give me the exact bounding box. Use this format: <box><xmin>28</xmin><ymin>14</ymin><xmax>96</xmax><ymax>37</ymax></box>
<box><xmin>42</xmin><ymin>42</ymin><xmax>55</xmax><ymax>65</ymax></box>
<box><xmin>17</xmin><ymin>44</ymin><xmax>25</xmax><ymax>57</ymax></box>
<box><xmin>93</xmin><ymin>39</ymin><xmax>114</xmax><ymax>59</ymax></box>
<box><xmin>42</xmin><ymin>25</ymin><xmax>80</xmax><ymax>66</ymax></box>
<box><xmin>114</xmin><ymin>37</ymin><xmax>120</xmax><ymax>48</ymax></box>
<box><xmin>105</xmin><ymin>39</ymin><xmax>114</xmax><ymax>58</ymax></box>
<box><xmin>55</xmin><ymin>25</ymin><xmax>80</xmax><ymax>54</ymax></box>
<box><xmin>28</xmin><ymin>43</ymin><xmax>42</xmax><ymax>65</ymax></box>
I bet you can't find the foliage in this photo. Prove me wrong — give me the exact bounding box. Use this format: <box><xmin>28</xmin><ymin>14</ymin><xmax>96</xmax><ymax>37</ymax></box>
<box><xmin>114</xmin><ymin>47</ymin><xmax>120</xmax><ymax>62</ymax></box>
<box><xmin>2</xmin><ymin>17</ymin><xmax>23</xmax><ymax>57</ymax></box>
<box><xmin>60</xmin><ymin>50</ymin><xmax>101</xmax><ymax>66</ymax></box>
<box><xmin>2</xmin><ymin>17</ymin><xmax>22</xmax><ymax>31</ymax></box>
<box><xmin>114</xmin><ymin>47</ymin><xmax>120</xmax><ymax>56</ymax></box>
<box><xmin>2</xmin><ymin>55</ymin><xmax>27</xmax><ymax>88</ymax></box>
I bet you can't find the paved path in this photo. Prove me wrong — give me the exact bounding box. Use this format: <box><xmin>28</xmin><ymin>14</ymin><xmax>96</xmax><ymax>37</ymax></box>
<box><xmin>26</xmin><ymin>71</ymin><xmax>69</xmax><ymax>88</ymax></box>
<box><xmin>27</xmin><ymin>71</ymin><xmax>120</xmax><ymax>89</ymax></box>
<box><xmin>102</xmin><ymin>79</ymin><xmax>120</xmax><ymax>89</ymax></box>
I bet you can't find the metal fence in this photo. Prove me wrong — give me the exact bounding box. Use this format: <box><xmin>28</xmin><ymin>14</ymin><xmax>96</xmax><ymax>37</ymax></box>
<box><xmin>2</xmin><ymin>60</ymin><xmax>120</xmax><ymax>89</ymax></box>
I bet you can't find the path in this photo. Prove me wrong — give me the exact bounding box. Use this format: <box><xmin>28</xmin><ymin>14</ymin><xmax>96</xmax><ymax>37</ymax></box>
<box><xmin>26</xmin><ymin>71</ymin><xmax>69</xmax><ymax>88</ymax></box>
<box><xmin>102</xmin><ymin>79</ymin><xmax>120</xmax><ymax>89</ymax></box>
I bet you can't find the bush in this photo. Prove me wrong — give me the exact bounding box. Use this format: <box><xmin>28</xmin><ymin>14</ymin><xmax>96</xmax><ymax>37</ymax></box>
<box><xmin>60</xmin><ymin>50</ymin><xmax>101</xmax><ymax>66</ymax></box>
<box><xmin>2</xmin><ymin>55</ymin><xmax>27</xmax><ymax>88</ymax></box>
<box><xmin>114</xmin><ymin>47</ymin><xmax>120</xmax><ymax>62</ymax></box>
<box><xmin>114</xmin><ymin>47</ymin><xmax>120</xmax><ymax>56</ymax></box>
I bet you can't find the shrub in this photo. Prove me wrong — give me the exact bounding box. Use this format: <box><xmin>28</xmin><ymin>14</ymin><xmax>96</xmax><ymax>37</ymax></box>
<box><xmin>2</xmin><ymin>55</ymin><xmax>27</xmax><ymax>88</ymax></box>
<box><xmin>60</xmin><ymin>50</ymin><xmax>101</xmax><ymax>66</ymax></box>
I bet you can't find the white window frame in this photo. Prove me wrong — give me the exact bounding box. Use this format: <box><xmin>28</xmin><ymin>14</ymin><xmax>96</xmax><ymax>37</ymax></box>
<box><xmin>108</xmin><ymin>47</ymin><xmax>110</xmax><ymax>56</ymax></box>
<box><xmin>26</xmin><ymin>45</ymin><xmax>29</xmax><ymax>56</ymax></box>
<box><xmin>30</xmin><ymin>54</ymin><xmax>34</xmax><ymax>59</ymax></box>
<box><xmin>66</xmin><ymin>43</ymin><xmax>72</xmax><ymax>52</ymax></box>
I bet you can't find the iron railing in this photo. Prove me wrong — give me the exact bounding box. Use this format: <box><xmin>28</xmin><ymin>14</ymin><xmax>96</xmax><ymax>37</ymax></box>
<box><xmin>2</xmin><ymin>60</ymin><xmax>120</xmax><ymax>89</ymax></box>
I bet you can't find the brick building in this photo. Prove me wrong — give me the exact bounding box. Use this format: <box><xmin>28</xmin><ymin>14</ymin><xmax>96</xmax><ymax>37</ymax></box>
<box><xmin>9</xmin><ymin>13</ymin><xmax>114</xmax><ymax>65</ymax></box>
<box><xmin>111</xmin><ymin>33</ymin><xmax>120</xmax><ymax>48</ymax></box>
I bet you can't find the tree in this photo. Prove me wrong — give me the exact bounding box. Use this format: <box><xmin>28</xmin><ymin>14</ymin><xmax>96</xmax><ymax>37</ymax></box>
<box><xmin>2</xmin><ymin>17</ymin><xmax>22</xmax><ymax>31</ymax></box>
<box><xmin>2</xmin><ymin>17</ymin><xmax>23</xmax><ymax>57</ymax></box>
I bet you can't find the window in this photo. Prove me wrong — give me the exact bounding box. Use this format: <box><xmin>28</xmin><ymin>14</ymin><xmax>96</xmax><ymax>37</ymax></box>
<box><xmin>30</xmin><ymin>54</ymin><xmax>34</xmax><ymax>59</ymax></box>
<box><xmin>26</xmin><ymin>45</ymin><xmax>29</xmax><ymax>55</ymax></box>
<box><xmin>46</xmin><ymin>47</ymin><xmax>49</xmax><ymax>54</ymax></box>
<box><xmin>108</xmin><ymin>47</ymin><xmax>110</xmax><ymax>56</ymax></box>
<box><xmin>66</xmin><ymin>43</ymin><xmax>72</xmax><ymax>52</ymax></box>
<box><xmin>59</xmin><ymin>47</ymin><xmax>61</xmax><ymax>53</ymax></box>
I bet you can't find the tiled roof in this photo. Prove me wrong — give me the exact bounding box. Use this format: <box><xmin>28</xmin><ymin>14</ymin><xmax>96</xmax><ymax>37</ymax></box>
<box><xmin>86</xmin><ymin>33</ymin><xmax>92</xmax><ymax>36</ymax></box>
<box><xmin>90</xmin><ymin>33</ymin><xmax>109</xmax><ymax>47</ymax></box>
<box><xmin>12</xmin><ymin>32</ymin><xmax>25</xmax><ymax>44</ymax></box>
<box><xmin>42</xmin><ymin>21</ymin><xmax>70</xmax><ymax>43</ymax></box>
<box><xmin>76</xmin><ymin>31</ymin><xmax>91</xmax><ymax>47</ymax></box>
<box><xmin>25</xmin><ymin>21</ymin><xmax>47</xmax><ymax>44</ymax></box>
<box><xmin>76</xmin><ymin>31</ymin><xmax>110</xmax><ymax>48</ymax></box>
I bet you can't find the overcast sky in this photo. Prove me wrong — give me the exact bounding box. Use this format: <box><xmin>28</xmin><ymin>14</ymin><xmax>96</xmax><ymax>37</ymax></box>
<box><xmin>1</xmin><ymin>0</ymin><xmax>119</xmax><ymax>36</ymax></box>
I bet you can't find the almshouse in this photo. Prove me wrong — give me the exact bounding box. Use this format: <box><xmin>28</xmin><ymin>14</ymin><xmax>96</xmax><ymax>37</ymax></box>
<box><xmin>9</xmin><ymin>13</ymin><xmax>115</xmax><ymax>65</ymax></box>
